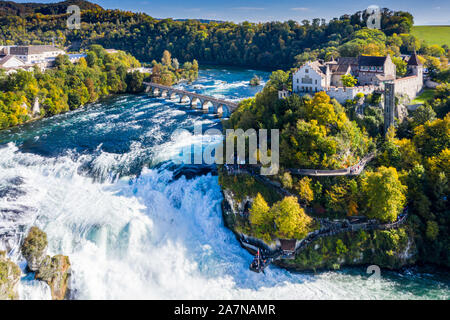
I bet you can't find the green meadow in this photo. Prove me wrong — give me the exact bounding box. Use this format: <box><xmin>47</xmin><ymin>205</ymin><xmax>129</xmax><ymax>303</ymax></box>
<box><xmin>411</xmin><ymin>26</ymin><xmax>450</xmax><ymax>46</ymax></box>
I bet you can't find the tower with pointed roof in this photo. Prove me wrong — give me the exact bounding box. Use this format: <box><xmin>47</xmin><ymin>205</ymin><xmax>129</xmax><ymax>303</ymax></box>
<box><xmin>407</xmin><ymin>51</ymin><xmax>423</xmax><ymax>79</ymax></box>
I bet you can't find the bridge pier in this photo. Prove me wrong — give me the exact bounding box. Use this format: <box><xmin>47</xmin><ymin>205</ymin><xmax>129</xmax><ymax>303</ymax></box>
<box><xmin>190</xmin><ymin>97</ymin><xmax>201</xmax><ymax>108</ymax></box>
<box><xmin>152</xmin><ymin>88</ymin><xmax>161</xmax><ymax>97</ymax></box>
<box><xmin>169</xmin><ymin>92</ymin><xmax>178</xmax><ymax>100</ymax></box>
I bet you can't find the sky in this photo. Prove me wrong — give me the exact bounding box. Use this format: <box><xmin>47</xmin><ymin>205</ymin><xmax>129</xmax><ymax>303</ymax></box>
<box><xmin>14</xmin><ymin>0</ymin><xmax>450</xmax><ymax>25</ymax></box>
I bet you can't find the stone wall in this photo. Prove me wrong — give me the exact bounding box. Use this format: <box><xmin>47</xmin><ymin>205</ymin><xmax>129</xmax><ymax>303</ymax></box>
<box><xmin>325</xmin><ymin>85</ymin><xmax>379</xmax><ymax>103</ymax></box>
<box><xmin>394</xmin><ymin>75</ymin><xmax>423</xmax><ymax>99</ymax></box>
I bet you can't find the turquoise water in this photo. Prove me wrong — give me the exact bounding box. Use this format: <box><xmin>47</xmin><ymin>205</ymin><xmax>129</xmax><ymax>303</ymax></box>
<box><xmin>0</xmin><ymin>67</ymin><xmax>448</xmax><ymax>300</ymax></box>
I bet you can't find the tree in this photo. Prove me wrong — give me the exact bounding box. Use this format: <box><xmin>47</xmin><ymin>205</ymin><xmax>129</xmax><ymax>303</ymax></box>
<box><xmin>391</xmin><ymin>56</ymin><xmax>407</xmax><ymax>77</ymax></box>
<box><xmin>341</xmin><ymin>74</ymin><xmax>357</xmax><ymax>87</ymax></box>
<box><xmin>249</xmin><ymin>193</ymin><xmax>271</xmax><ymax>227</ymax></box>
<box><xmin>268</xmin><ymin>70</ymin><xmax>290</xmax><ymax>90</ymax></box>
<box><xmin>413</xmin><ymin>114</ymin><xmax>450</xmax><ymax>158</ymax></box>
<box><xmin>297</xmin><ymin>177</ymin><xmax>314</xmax><ymax>204</ymax></box>
<box><xmin>361</xmin><ymin>166</ymin><xmax>407</xmax><ymax>222</ymax></box>
<box><xmin>426</xmin><ymin>220</ymin><xmax>439</xmax><ymax>240</ymax></box>
<box><xmin>271</xmin><ymin>196</ymin><xmax>313</xmax><ymax>239</ymax></box>
<box><xmin>125</xmin><ymin>71</ymin><xmax>144</xmax><ymax>93</ymax></box>
<box><xmin>413</xmin><ymin>104</ymin><xmax>436</xmax><ymax>126</ymax></box>
<box><xmin>161</xmin><ymin>50</ymin><xmax>172</xmax><ymax>66</ymax></box>
<box><xmin>280</xmin><ymin>172</ymin><xmax>293</xmax><ymax>189</ymax></box>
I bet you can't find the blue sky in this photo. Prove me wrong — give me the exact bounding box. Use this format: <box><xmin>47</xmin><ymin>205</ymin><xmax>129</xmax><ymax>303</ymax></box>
<box><xmin>15</xmin><ymin>0</ymin><xmax>450</xmax><ymax>25</ymax></box>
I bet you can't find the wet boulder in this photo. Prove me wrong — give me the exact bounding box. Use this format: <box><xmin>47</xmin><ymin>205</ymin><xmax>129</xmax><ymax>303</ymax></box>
<box><xmin>21</xmin><ymin>227</ymin><xmax>71</xmax><ymax>300</ymax></box>
<box><xmin>35</xmin><ymin>254</ymin><xmax>71</xmax><ymax>300</ymax></box>
<box><xmin>21</xmin><ymin>226</ymin><xmax>48</xmax><ymax>272</ymax></box>
<box><xmin>0</xmin><ymin>251</ymin><xmax>21</xmax><ymax>300</ymax></box>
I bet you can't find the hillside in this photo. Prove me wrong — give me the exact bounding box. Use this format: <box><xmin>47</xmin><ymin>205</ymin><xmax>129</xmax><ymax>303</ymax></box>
<box><xmin>0</xmin><ymin>0</ymin><xmax>102</xmax><ymax>16</ymax></box>
<box><xmin>411</xmin><ymin>25</ymin><xmax>450</xmax><ymax>46</ymax></box>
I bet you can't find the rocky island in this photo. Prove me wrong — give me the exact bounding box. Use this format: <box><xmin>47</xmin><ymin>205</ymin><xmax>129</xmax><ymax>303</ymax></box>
<box><xmin>0</xmin><ymin>227</ymin><xmax>71</xmax><ymax>300</ymax></box>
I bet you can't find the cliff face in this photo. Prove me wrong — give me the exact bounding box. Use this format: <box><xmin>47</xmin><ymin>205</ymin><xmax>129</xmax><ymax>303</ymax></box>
<box><xmin>221</xmin><ymin>186</ymin><xmax>417</xmax><ymax>271</ymax></box>
<box><xmin>0</xmin><ymin>251</ymin><xmax>21</xmax><ymax>300</ymax></box>
<box><xmin>276</xmin><ymin>227</ymin><xmax>416</xmax><ymax>271</ymax></box>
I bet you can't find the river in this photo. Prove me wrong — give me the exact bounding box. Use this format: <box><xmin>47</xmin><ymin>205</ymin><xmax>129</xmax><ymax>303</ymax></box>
<box><xmin>0</xmin><ymin>66</ymin><xmax>448</xmax><ymax>300</ymax></box>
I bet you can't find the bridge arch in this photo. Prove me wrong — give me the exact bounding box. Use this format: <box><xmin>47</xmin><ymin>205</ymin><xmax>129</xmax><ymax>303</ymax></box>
<box><xmin>169</xmin><ymin>91</ymin><xmax>178</xmax><ymax>100</ymax></box>
<box><xmin>179</xmin><ymin>95</ymin><xmax>190</xmax><ymax>104</ymax></box>
<box><xmin>190</xmin><ymin>97</ymin><xmax>202</xmax><ymax>108</ymax></box>
<box><xmin>160</xmin><ymin>89</ymin><xmax>169</xmax><ymax>98</ymax></box>
<box><xmin>217</xmin><ymin>104</ymin><xmax>231</xmax><ymax>117</ymax></box>
<box><xmin>202</xmin><ymin>100</ymin><xmax>214</xmax><ymax>111</ymax></box>
<box><xmin>151</xmin><ymin>88</ymin><xmax>161</xmax><ymax>97</ymax></box>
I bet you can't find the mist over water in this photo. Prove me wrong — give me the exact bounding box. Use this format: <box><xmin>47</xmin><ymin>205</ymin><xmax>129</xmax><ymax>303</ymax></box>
<box><xmin>0</xmin><ymin>67</ymin><xmax>448</xmax><ymax>300</ymax></box>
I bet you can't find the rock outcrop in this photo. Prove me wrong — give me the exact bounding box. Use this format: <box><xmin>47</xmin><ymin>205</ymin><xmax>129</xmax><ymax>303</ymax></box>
<box><xmin>21</xmin><ymin>226</ymin><xmax>48</xmax><ymax>272</ymax></box>
<box><xmin>21</xmin><ymin>227</ymin><xmax>71</xmax><ymax>300</ymax></box>
<box><xmin>0</xmin><ymin>251</ymin><xmax>21</xmax><ymax>300</ymax></box>
<box><xmin>35</xmin><ymin>255</ymin><xmax>71</xmax><ymax>300</ymax></box>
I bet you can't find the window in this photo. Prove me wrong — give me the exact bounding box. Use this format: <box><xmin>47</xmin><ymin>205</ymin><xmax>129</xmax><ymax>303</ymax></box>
<box><xmin>302</xmin><ymin>76</ymin><xmax>313</xmax><ymax>84</ymax></box>
<box><xmin>305</xmin><ymin>69</ymin><xmax>309</xmax><ymax>73</ymax></box>
<box><xmin>315</xmin><ymin>80</ymin><xmax>317</xmax><ymax>84</ymax></box>
<box><xmin>297</xmin><ymin>78</ymin><xmax>299</xmax><ymax>83</ymax></box>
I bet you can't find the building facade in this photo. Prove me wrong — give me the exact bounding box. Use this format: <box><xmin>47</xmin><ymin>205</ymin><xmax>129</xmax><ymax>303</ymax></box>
<box><xmin>291</xmin><ymin>53</ymin><xmax>423</xmax><ymax>103</ymax></box>
<box><xmin>9</xmin><ymin>45</ymin><xmax>65</xmax><ymax>64</ymax></box>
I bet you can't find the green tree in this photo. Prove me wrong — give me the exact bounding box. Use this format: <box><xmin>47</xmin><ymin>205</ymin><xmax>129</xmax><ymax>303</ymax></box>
<box><xmin>297</xmin><ymin>177</ymin><xmax>314</xmax><ymax>204</ymax></box>
<box><xmin>341</xmin><ymin>74</ymin><xmax>357</xmax><ymax>87</ymax></box>
<box><xmin>391</xmin><ymin>56</ymin><xmax>407</xmax><ymax>77</ymax></box>
<box><xmin>125</xmin><ymin>71</ymin><xmax>144</xmax><ymax>93</ymax></box>
<box><xmin>362</xmin><ymin>166</ymin><xmax>407</xmax><ymax>222</ymax></box>
<box><xmin>413</xmin><ymin>104</ymin><xmax>436</xmax><ymax>126</ymax></box>
<box><xmin>271</xmin><ymin>196</ymin><xmax>313</xmax><ymax>239</ymax></box>
<box><xmin>426</xmin><ymin>220</ymin><xmax>439</xmax><ymax>240</ymax></box>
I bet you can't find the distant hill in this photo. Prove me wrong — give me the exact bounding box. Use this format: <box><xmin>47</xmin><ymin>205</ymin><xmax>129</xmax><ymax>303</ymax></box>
<box><xmin>173</xmin><ymin>18</ymin><xmax>226</xmax><ymax>24</ymax></box>
<box><xmin>0</xmin><ymin>0</ymin><xmax>103</xmax><ymax>16</ymax></box>
<box><xmin>411</xmin><ymin>25</ymin><xmax>450</xmax><ymax>46</ymax></box>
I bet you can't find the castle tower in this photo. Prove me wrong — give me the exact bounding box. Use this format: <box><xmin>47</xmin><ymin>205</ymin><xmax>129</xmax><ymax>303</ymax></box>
<box><xmin>384</xmin><ymin>81</ymin><xmax>395</xmax><ymax>133</ymax></box>
<box><xmin>408</xmin><ymin>52</ymin><xmax>423</xmax><ymax>81</ymax></box>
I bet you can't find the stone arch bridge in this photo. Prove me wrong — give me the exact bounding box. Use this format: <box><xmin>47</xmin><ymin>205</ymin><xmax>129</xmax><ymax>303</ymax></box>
<box><xmin>143</xmin><ymin>82</ymin><xmax>239</xmax><ymax>117</ymax></box>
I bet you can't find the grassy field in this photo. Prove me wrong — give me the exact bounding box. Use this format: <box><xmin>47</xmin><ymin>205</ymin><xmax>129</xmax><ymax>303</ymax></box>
<box><xmin>411</xmin><ymin>89</ymin><xmax>436</xmax><ymax>104</ymax></box>
<box><xmin>411</xmin><ymin>26</ymin><xmax>450</xmax><ymax>46</ymax></box>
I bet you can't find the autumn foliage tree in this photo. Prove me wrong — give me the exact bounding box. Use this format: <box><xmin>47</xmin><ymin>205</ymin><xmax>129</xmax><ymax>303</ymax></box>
<box><xmin>361</xmin><ymin>166</ymin><xmax>407</xmax><ymax>222</ymax></box>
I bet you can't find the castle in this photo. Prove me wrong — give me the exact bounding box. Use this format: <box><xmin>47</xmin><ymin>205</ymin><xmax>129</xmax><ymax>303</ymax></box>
<box><xmin>287</xmin><ymin>53</ymin><xmax>424</xmax><ymax>103</ymax></box>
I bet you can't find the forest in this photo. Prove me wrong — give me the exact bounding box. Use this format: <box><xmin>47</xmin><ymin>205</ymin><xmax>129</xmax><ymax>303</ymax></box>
<box><xmin>0</xmin><ymin>46</ymin><xmax>198</xmax><ymax>129</ymax></box>
<box><xmin>1</xmin><ymin>2</ymin><xmax>446</xmax><ymax>70</ymax></box>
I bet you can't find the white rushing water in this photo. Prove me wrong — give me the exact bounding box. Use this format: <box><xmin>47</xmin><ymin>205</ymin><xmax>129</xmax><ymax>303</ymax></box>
<box><xmin>0</xmin><ymin>68</ymin><xmax>448</xmax><ymax>300</ymax></box>
<box><xmin>0</xmin><ymin>140</ymin><xmax>448</xmax><ymax>300</ymax></box>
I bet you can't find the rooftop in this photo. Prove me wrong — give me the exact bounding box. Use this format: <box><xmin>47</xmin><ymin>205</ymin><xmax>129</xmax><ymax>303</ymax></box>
<box><xmin>10</xmin><ymin>45</ymin><xmax>64</xmax><ymax>55</ymax></box>
<box><xmin>358</xmin><ymin>55</ymin><xmax>388</xmax><ymax>67</ymax></box>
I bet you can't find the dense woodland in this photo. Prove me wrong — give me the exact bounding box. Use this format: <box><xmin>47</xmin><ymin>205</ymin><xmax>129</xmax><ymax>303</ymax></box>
<box><xmin>0</xmin><ymin>1</ymin><xmax>447</xmax><ymax>71</ymax></box>
<box><xmin>0</xmin><ymin>45</ymin><xmax>198</xmax><ymax>129</ymax></box>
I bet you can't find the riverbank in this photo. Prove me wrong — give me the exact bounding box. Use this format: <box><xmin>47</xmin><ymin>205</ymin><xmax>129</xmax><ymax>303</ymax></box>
<box><xmin>220</xmin><ymin>177</ymin><xmax>418</xmax><ymax>272</ymax></box>
<box><xmin>1</xmin><ymin>66</ymin><xmax>448</xmax><ymax>300</ymax></box>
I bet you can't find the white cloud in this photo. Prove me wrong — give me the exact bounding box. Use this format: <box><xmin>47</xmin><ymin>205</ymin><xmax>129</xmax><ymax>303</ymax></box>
<box><xmin>291</xmin><ymin>7</ymin><xmax>309</xmax><ymax>11</ymax></box>
<box><xmin>232</xmin><ymin>7</ymin><xmax>266</xmax><ymax>11</ymax></box>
